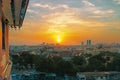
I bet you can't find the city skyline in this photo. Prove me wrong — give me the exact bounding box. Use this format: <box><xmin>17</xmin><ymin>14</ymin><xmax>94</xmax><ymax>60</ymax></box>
<box><xmin>10</xmin><ymin>0</ymin><xmax>120</xmax><ymax>45</ymax></box>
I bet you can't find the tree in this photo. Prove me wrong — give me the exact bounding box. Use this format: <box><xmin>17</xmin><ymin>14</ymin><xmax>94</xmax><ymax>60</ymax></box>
<box><xmin>87</xmin><ymin>54</ymin><xmax>106</xmax><ymax>71</ymax></box>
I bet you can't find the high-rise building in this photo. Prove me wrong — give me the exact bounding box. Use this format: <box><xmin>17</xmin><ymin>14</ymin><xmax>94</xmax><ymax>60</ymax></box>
<box><xmin>87</xmin><ymin>40</ymin><xmax>92</xmax><ymax>46</ymax></box>
<box><xmin>0</xmin><ymin>0</ymin><xmax>29</xmax><ymax>80</ymax></box>
<box><xmin>81</xmin><ymin>41</ymin><xmax>84</xmax><ymax>46</ymax></box>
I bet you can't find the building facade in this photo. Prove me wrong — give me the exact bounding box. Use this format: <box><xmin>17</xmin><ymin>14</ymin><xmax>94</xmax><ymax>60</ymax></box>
<box><xmin>0</xmin><ymin>0</ymin><xmax>29</xmax><ymax>80</ymax></box>
<box><xmin>87</xmin><ymin>40</ymin><xmax>92</xmax><ymax>46</ymax></box>
<box><xmin>77</xmin><ymin>72</ymin><xmax>120</xmax><ymax>80</ymax></box>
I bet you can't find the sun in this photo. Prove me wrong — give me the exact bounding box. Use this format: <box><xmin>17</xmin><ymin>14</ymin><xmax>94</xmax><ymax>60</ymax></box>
<box><xmin>57</xmin><ymin>35</ymin><xmax>62</xmax><ymax>43</ymax></box>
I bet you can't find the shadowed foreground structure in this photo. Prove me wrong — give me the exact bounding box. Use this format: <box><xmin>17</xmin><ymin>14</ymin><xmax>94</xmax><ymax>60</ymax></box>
<box><xmin>0</xmin><ymin>0</ymin><xmax>29</xmax><ymax>80</ymax></box>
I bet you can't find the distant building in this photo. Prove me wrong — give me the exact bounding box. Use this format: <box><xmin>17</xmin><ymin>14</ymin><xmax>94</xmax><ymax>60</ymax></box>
<box><xmin>0</xmin><ymin>0</ymin><xmax>29</xmax><ymax>80</ymax></box>
<box><xmin>77</xmin><ymin>72</ymin><xmax>120</xmax><ymax>80</ymax></box>
<box><xmin>81</xmin><ymin>41</ymin><xmax>84</xmax><ymax>46</ymax></box>
<box><xmin>87</xmin><ymin>40</ymin><xmax>92</xmax><ymax>46</ymax></box>
<box><xmin>11</xmin><ymin>72</ymin><xmax>56</xmax><ymax>80</ymax></box>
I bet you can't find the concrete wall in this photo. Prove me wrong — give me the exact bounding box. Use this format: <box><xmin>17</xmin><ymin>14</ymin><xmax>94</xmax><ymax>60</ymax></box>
<box><xmin>0</xmin><ymin>17</ymin><xmax>10</xmax><ymax>79</ymax></box>
<box><xmin>0</xmin><ymin>15</ymin><xmax>2</xmax><ymax>75</ymax></box>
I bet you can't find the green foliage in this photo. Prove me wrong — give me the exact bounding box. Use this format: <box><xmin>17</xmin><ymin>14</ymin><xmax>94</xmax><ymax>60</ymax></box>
<box><xmin>72</xmin><ymin>56</ymin><xmax>86</xmax><ymax>66</ymax></box>
<box><xmin>11</xmin><ymin>51</ymin><xmax>120</xmax><ymax>75</ymax></box>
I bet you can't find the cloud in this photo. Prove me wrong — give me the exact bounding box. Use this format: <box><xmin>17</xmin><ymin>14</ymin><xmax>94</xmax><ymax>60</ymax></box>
<box><xmin>79</xmin><ymin>0</ymin><xmax>114</xmax><ymax>18</ymax></box>
<box><xmin>26</xmin><ymin>0</ymin><xmax>115</xmax><ymax>25</ymax></box>
<box><xmin>27</xmin><ymin>9</ymin><xmax>39</xmax><ymax>14</ymax></box>
<box><xmin>28</xmin><ymin>0</ymin><xmax>115</xmax><ymax>21</ymax></box>
<box><xmin>114</xmin><ymin>0</ymin><xmax>120</xmax><ymax>4</ymax></box>
<box><xmin>32</xmin><ymin>3</ymin><xmax>69</xmax><ymax>10</ymax></box>
<box><xmin>82</xmin><ymin>0</ymin><xmax>95</xmax><ymax>7</ymax></box>
<box><xmin>93</xmin><ymin>9</ymin><xmax>114</xmax><ymax>15</ymax></box>
<box><xmin>42</xmin><ymin>9</ymin><xmax>107</xmax><ymax>30</ymax></box>
<box><xmin>42</xmin><ymin>9</ymin><xmax>79</xmax><ymax>25</ymax></box>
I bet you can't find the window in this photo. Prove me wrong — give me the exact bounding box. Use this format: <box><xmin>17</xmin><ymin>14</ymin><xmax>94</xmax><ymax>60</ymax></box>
<box><xmin>2</xmin><ymin>18</ymin><xmax>5</xmax><ymax>50</ymax></box>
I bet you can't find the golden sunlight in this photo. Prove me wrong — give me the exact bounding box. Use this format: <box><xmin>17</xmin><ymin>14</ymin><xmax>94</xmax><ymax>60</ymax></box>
<box><xmin>57</xmin><ymin>35</ymin><xmax>62</xmax><ymax>43</ymax></box>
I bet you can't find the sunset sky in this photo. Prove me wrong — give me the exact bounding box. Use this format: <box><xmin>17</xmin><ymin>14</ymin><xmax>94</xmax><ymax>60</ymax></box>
<box><xmin>10</xmin><ymin>0</ymin><xmax>120</xmax><ymax>45</ymax></box>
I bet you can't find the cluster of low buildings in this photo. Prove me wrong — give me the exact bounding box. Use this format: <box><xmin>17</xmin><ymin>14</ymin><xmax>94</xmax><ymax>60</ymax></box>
<box><xmin>11</xmin><ymin>71</ymin><xmax>120</xmax><ymax>80</ymax></box>
<box><xmin>11</xmin><ymin>71</ymin><xmax>77</xmax><ymax>80</ymax></box>
<box><xmin>77</xmin><ymin>72</ymin><xmax>120</xmax><ymax>80</ymax></box>
<box><xmin>10</xmin><ymin>42</ymin><xmax>120</xmax><ymax>80</ymax></box>
<box><xmin>10</xmin><ymin>42</ymin><xmax>120</xmax><ymax>57</ymax></box>
<box><xmin>9</xmin><ymin>42</ymin><xmax>120</xmax><ymax>63</ymax></box>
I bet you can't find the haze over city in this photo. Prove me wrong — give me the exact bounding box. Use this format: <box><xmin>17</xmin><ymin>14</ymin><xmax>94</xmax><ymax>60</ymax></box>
<box><xmin>10</xmin><ymin>0</ymin><xmax>120</xmax><ymax>45</ymax></box>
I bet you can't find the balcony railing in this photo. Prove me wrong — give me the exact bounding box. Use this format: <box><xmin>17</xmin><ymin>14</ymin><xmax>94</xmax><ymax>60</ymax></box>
<box><xmin>2</xmin><ymin>60</ymin><xmax>12</xmax><ymax>80</ymax></box>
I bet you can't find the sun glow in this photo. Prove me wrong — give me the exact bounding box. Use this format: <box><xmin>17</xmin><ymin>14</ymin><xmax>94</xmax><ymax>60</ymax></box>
<box><xmin>57</xmin><ymin>35</ymin><xmax>62</xmax><ymax>43</ymax></box>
